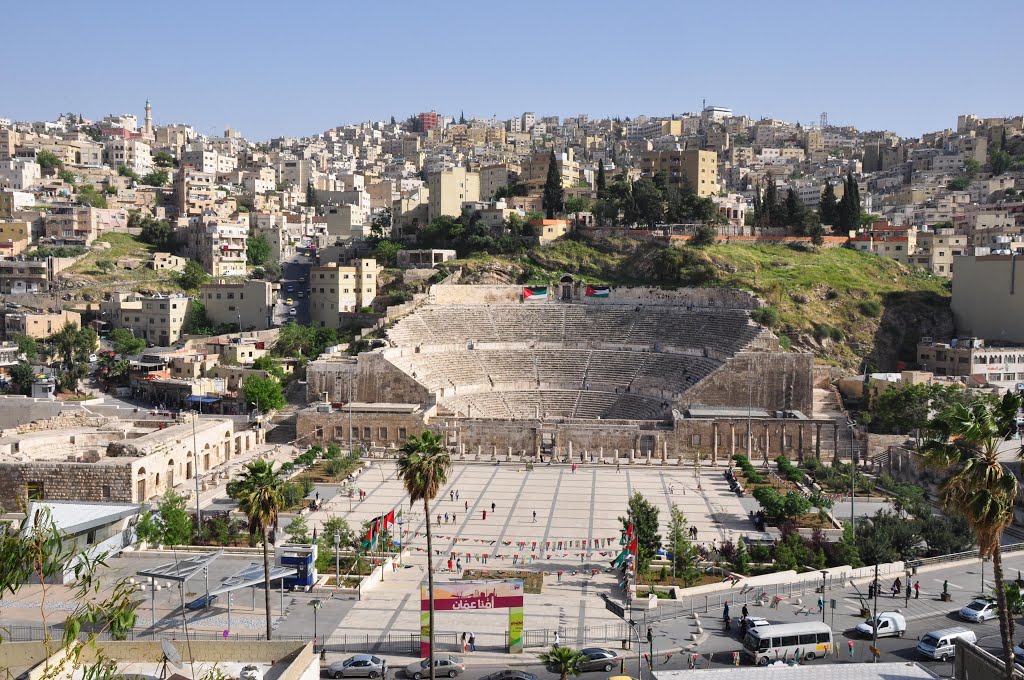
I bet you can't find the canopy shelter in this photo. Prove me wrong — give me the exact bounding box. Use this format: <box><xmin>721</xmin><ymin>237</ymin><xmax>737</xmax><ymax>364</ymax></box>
<box><xmin>136</xmin><ymin>550</ymin><xmax>223</xmax><ymax>582</ymax></box>
<box><xmin>210</xmin><ymin>562</ymin><xmax>298</xmax><ymax>596</ymax></box>
<box><xmin>187</xmin><ymin>396</ymin><xmax>220</xmax><ymax>405</ymax></box>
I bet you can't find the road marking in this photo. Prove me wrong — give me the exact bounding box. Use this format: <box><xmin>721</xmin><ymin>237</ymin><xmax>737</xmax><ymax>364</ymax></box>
<box><xmin>934</xmin><ymin>579</ymin><xmax>962</xmax><ymax>589</ymax></box>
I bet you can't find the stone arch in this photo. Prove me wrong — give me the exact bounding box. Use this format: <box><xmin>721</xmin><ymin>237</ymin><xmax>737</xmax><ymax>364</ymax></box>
<box><xmin>136</xmin><ymin>467</ymin><xmax>147</xmax><ymax>501</ymax></box>
<box><xmin>559</xmin><ymin>274</ymin><xmax>574</xmax><ymax>301</ymax></box>
<box><xmin>166</xmin><ymin>459</ymin><xmax>175</xmax><ymax>489</ymax></box>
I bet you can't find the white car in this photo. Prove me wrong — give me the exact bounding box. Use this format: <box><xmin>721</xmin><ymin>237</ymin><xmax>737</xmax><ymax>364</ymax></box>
<box><xmin>959</xmin><ymin>597</ymin><xmax>998</xmax><ymax>622</ymax></box>
<box><xmin>289</xmin><ymin>308</ymin><xmax>297</xmax><ymax>316</ymax></box>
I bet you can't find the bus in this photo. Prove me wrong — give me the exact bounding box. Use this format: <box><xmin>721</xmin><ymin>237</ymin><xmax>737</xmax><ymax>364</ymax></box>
<box><xmin>742</xmin><ymin>622</ymin><xmax>833</xmax><ymax>666</ymax></box>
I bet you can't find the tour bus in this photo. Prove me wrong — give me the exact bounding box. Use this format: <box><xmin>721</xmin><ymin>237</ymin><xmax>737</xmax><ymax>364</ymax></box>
<box><xmin>742</xmin><ymin>622</ymin><xmax>833</xmax><ymax>666</ymax></box>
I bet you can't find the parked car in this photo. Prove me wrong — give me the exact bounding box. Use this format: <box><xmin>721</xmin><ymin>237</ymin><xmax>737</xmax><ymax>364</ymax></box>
<box><xmin>855</xmin><ymin>611</ymin><xmax>906</xmax><ymax>638</ymax></box>
<box><xmin>959</xmin><ymin>597</ymin><xmax>998</xmax><ymax>622</ymax></box>
<box><xmin>240</xmin><ymin>665</ymin><xmax>263</xmax><ymax>680</ymax></box>
<box><xmin>285</xmin><ymin>297</ymin><xmax>294</xmax><ymax>305</ymax></box>
<box><xmin>578</xmin><ymin>648</ymin><xmax>620</xmax><ymax>672</ymax></box>
<box><xmin>480</xmin><ymin>672</ymin><xmax>536</xmax><ymax>680</ymax></box>
<box><xmin>289</xmin><ymin>308</ymin><xmax>297</xmax><ymax>316</ymax></box>
<box><xmin>917</xmin><ymin>627</ymin><xmax>977</xmax><ymax>661</ymax></box>
<box><xmin>324</xmin><ymin>655</ymin><xmax>386</xmax><ymax>679</ymax></box>
<box><xmin>406</xmin><ymin>655</ymin><xmax>464</xmax><ymax>679</ymax></box>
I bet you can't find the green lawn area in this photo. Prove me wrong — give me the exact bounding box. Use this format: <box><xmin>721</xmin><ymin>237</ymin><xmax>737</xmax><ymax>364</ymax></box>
<box><xmin>66</xmin><ymin>233</ymin><xmax>177</xmax><ymax>286</ymax></box>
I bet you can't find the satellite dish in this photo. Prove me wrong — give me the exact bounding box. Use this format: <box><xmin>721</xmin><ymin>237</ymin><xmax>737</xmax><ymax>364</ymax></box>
<box><xmin>160</xmin><ymin>639</ymin><xmax>183</xmax><ymax>670</ymax></box>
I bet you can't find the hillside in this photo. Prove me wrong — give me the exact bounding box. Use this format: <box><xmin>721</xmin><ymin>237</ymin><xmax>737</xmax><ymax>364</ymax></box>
<box><xmin>447</xmin><ymin>236</ymin><xmax>952</xmax><ymax>370</ymax></box>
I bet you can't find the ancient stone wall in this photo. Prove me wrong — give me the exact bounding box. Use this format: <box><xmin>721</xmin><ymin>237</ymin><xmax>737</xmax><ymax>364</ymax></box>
<box><xmin>296</xmin><ymin>408</ymin><xmax>427</xmax><ymax>449</ymax></box>
<box><xmin>0</xmin><ymin>461</ymin><xmax>134</xmax><ymax>508</ymax></box>
<box><xmin>427</xmin><ymin>284</ymin><xmax>521</xmax><ymax>305</ymax></box>
<box><xmin>307</xmin><ymin>352</ymin><xmax>432</xmax><ymax>405</ymax></box>
<box><xmin>682</xmin><ymin>352</ymin><xmax>814</xmax><ymax>414</ymax></box>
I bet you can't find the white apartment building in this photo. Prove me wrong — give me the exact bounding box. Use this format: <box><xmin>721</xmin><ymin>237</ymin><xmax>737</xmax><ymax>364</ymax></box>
<box><xmin>190</xmin><ymin>218</ymin><xmax>248</xmax><ymax>277</ymax></box>
<box><xmin>104</xmin><ymin>138</ymin><xmax>153</xmax><ymax>174</ymax></box>
<box><xmin>0</xmin><ymin>160</ymin><xmax>41</xmax><ymax>190</ymax></box>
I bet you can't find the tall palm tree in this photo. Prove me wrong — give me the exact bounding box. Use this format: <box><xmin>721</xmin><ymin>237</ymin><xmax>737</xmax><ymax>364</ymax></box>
<box><xmin>235</xmin><ymin>459</ymin><xmax>285</xmax><ymax>641</ymax></box>
<box><xmin>921</xmin><ymin>392</ymin><xmax>1023</xmax><ymax>680</ymax></box>
<box><xmin>396</xmin><ymin>430</ymin><xmax>450</xmax><ymax>680</ymax></box>
<box><xmin>539</xmin><ymin>645</ymin><xmax>585</xmax><ymax>680</ymax></box>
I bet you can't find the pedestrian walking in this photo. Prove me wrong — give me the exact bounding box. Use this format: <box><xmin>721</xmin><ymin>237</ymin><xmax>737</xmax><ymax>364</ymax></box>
<box><xmin>450</xmin><ymin>491</ymin><xmax>454</xmax><ymax>502</ymax></box>
<box><xmin>905</xmin><ymin>582</ymin><xmax>912</xmax><ymax>605</ymax></box>
<box><xmin>532</xmin><ymin>510</ymin><xmax>537</xmax><ymax>523</ymax></box>
<box><xmin>447</xmin><ymin>558</ymin><xmax>453</xmax><ymax>571</ymax></box>
<box><xmin>491</xmin><ymin>502</ymin><xmax>496</xmax><ymax>513</ymax></box>
<box><xmin>553</xmin><ymin>631</ymin><xmax>560</xmax><ymax>649</ymax></box>
<box><xmin>456</xmin><ymin>558</ymin><xmax>462</xmax><ymax>571</ymax></box>
<box><xmin>456</xmin><ymin>490</ymin><xmax>460</xmax><ymax>501</ymax></box>
<box><xmin>452</xmin><ymin>513</ymin><xmax>457</xmax><ymax>524</ymax></box>
<box><xmin>444</xmin><ymin>512</ymin><xmax>449</xmax><ymax>523</ymax></box>
<box><xmin>741</xmin><ymin>604</ymin><xmax>749</xmax><ymax>621</ymax></box>
<box><xmin>616</xmin><ymin>462</ymin><xmax>621</xmax><ymax>473</ymax></box>
<box><xmin>482</xmin><ymin>510</ymin><xmax>487</xmax><ymax>520</ymax></box>
<box><xmin>461</xmin><ymin>632</ymin><xmax>468</xmax><ymax>653</ymax></box>
<box><xmin>469</xmin><ymin>632</ymin><xmax>476</xmax><ymax>652</ymax></box>
<box><xmin>465</xmin><ymin>500</ymin><xmax>469</xmax><ymax>512</ymax></box>
<box><xmin>437</xmin><ymin>514</ymin><xmax>441</xmax><ymax>526</ymax></box>
<box><xmin>914</xmin><ymin>581</ymin><xmax>921</xmax><ymax>599</ymax></box>
<box><xmin>818</xmin><ymin>595</ymin><xmax>825</xmax><ymax>613</ymax></box>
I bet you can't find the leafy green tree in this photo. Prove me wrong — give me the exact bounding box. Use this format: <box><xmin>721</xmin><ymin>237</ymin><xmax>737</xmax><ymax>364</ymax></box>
<box><xmin>596</xmin><ymin>159</ymin><xmax>606</xmax><ymax>198</ymax></box>
<box><xmin>252</xmin><ymin>355</ymin><xmax>286</xmax><ymax>381</ymax></box>
<box><xmin>117</xmin><ymin>164</ymin><xmax>140</xmax><ymax>182</ymax></box>
<box><xmin>733</xmin><ymin>536</ymin><xmax>750</xmax><ymax>574</ymax></box>
<box><xmin>154</xmin><ymin>151</ymin><xmax>175</xmax><ymax>168</ymax></box>
<box><xmin>58</xmin><ymin>168</ymin><xmax>76</xmax><ymax>185</ymax></box>
<box><xmin>48</xmin><ymin>322</ymin><xmax>97</xmax><ymax>391</ymax></box>
<box><xmin>284</xmin><ymin>515</ymin><xmax>310</xmax><ymax>543</ymax></box>
<box><xmin>178</xmin><ymin>260</ymin><xmax>209</xmax><ymax>290</ymax></box>
<box><xmin>135</xmin><ymin>509</ymin><xmax>162</xmax><ymax>545</ymax></box>
<box><xmin>922</xmin><ymin>392</ymin><xmax>1023</xmax><ymax>680</ymax></box>
<box><xmin>36</xmin><ymin>150</ymin><xmax>62</xmax><ymax>169</ymax></box>
<box><xmin>156</xmin><ymin>490</ymin><xmax>194</xmax><ymax>546</ymax></box>
<box><xmin>667</xmin><ymin>504</ymin><xmax>702</xmax><ymax>585</ymax></box>
<box><xmin>752</xmin><ymin>486</ymin><xmax>812</xmax><ymax>523</ymax></box>
<box><xmin>831</xmin><ymin>521</ymin><xmax>863</xmax><ymax>567</ymax></box>
<box><xmin>619</xmin><ymin>492</ymin><xmax>661</xmax><ymax>573</ymax></box>
<box><xmin>964</xmin><ymin>158</ymin><xmax>981</xmax><ymax>180</ymax></box>
<box><xmin>631</xmin><ymin>177</ymin><xmax>664</xmax><ymax>228</ymax></box>
<box><xmin>397</xmin><ymin>430</ymin><xmax>451</xmax><ymax>679</ymax></box>
<box><xmin>96</xmin><ymin>259</ymin><xmax>116</xmax><ymax>274</ymax></box>
<box><xmin>564</xmin><ymin>196</ymin><xmax>590</xmax><ymax>226</ymax></box>
<box><xmin>77</xmin><ymin>184</ymin><xmax>108</xmax><ymax>208</ymax></box>
<box><xmin>542</xmin><ymin>150</ymin><xmax>564</xmax><ymax>219</ymax></box>
<box><xmin>234</xmin><ymin>460</ymin><xmax>285</xmax><ymax>640</ymax></box>
<box><xmin>244</xmin><ymin>375</ymin><xmax>286</xmax><ymax>411</ymax></box>
<box><xmin>372</xmin><ymin>239</ymin><xmax>402</xmax><ymax>266</ymax></box>
<box><xmin>306</xmin><ymin>181</ymin><xmax>318</xmax><ymax>207</ymax></box>
<box><xmin>247</xmin><ymin>233</ymin><xmax>271</xmax><ymax>266</ymax></box>
<box><xmin>182</xmin><ymin>300</ymin><xmax>216</xmax><ymax>336</ymax></box>
<box><xmin>9</xmin><ymin>360</ymin><xmax>36</xmax><ymax>395</ymax></box>
<box><xmin>370</xmin><ymin>208</ymin><xmax>393</xmax><ymax>240</ymax></box>
<box><xmin>692</xmin><ymin>224</ymin><xmax>717</xmax><ymax>246</ymax></box>
<box><xmin>109</xmin><ymin>327</ymin><xmax>146</xmax><ymax>356</ymax></box>
<box><xmin>947</xmin><ymin>177</ymin><xmax>970</xmax><ymax>191</ymax></box>
<box><xmin>260</xmin><ymin>260</ymin><xmax>282</xmax><ymax>282</ymax></box>
<box><xmin>140</xmin><ymin>170</ymin><xmax>169</xmax><ymax>187</ymax></box>
<box><xmin>539</xmin><ymin>646</ymin><xmax>586</xmax><ymax>680</ymax></box>
<box><xmin>12</xmin><ymin>333</ymin><xmax>37</xmax><ymax>361</ymax></box>
<box><xmin>838</xmin><ymin>171</ymin><xmax>860</xmax><ymax>232</ymax></box>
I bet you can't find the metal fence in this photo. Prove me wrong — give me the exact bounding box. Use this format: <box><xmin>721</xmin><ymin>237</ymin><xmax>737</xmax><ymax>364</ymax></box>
<box><xmin>906</xmin><ymin>542</ymin><xmax>1024</xmax><ymax>569</ymax></box>
<box><xmin>508</xmin><ymin>623</ymin><xmax>631</xmax><ymax>650</ymax></box>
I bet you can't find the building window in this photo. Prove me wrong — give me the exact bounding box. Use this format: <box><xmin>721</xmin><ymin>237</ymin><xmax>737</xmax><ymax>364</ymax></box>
<box><xmin>379</xmin><ymin>427</ymin><xmax>388</xmax><ymax>439</ymax></box>
<box><xmin>362</xmin><ymin>426</ymin><xmax>371</xmax><ymax>439</ymax></box>
<box><xmin>102</xmin><ymin>485</ymin><xmax>111</xmax><ymax>499</ymax></box>
<box><xmin>26</xmin><ymin>481</ymin><xmax>43</xmax><ymax>500</ymax></box>
<box><xmin>690</xmin><ymin>434</ymin><xmax>701</xmax><ymax>447</ymax></box>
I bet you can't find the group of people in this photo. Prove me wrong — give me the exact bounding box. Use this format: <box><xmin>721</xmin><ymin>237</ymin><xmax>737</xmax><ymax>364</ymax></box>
<box><xmin>867</xmin><ymin>576</ymin><xmax>921</xmax><ymax>600</ymax></box>
<box><xmin>459</xmin><ymin>632</ymin><xmax>477</xmax><ymax>652</ymax></box>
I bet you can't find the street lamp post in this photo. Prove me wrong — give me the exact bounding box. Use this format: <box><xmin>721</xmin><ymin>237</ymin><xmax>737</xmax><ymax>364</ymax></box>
<box><xmin>310</xmin><ymin>599</ymin><xmax>323</xmax><ymax>652</ymax></box>
<box><xmin>192</xmin><ymin>412</ymin><xmax>202</xmax><ymax>539</ymax></box>
<box><xmin>820</xmin><ymin>570</ymin><xmax>828</xmax><ymax>623</ymax></box>
<box><xmin>396</xmin><ymin>515</ymin><xmax>405</xmax><ymax>566</ymax></box>
<box><xmin>333</xmin><ymin>531</ymin><xmax>340</xmax><ymax>588</ymax></box>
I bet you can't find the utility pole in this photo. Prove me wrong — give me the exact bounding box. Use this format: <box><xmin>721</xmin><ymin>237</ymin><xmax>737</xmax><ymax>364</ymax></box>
<box><xmin>192</xmin><ymin>413</ymin><xmax>202</xmax><ymax>538</ymax></box>
<box><xmin>871</xmin><ymin>563</ymin><xmax>880</xmax><ymax>663</ymax></box>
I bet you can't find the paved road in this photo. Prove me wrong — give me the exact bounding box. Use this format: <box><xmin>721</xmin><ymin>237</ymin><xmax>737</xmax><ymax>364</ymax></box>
<box><xmin>276</xmin><ymin>248</ymin><xmax>312</xmax><ymax>325</ymax></box>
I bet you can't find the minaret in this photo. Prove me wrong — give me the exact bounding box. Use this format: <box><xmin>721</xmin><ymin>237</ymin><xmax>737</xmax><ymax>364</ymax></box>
<box><xmin>144</xmin><ymin>99</ymin><xmax>152</xmax><ymax>135</ymax></box>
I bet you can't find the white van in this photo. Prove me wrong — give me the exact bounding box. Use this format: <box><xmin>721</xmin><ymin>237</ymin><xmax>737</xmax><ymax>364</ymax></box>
<box><xmin>742</xmin><ymin>622</ymin><xmax>832</xmax><ymax>665</ymax></box>
<box><xmin>916</xmin><ymin>627</ymin><xmax>978</xmax><ymax>661</ymax></box>
<box><xmin>856</xmin><ymin>611</ymin><xmax>907</xmax><ymax>638</ymax></box>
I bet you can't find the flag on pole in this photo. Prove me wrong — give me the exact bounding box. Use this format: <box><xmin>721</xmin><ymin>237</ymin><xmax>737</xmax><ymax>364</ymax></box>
<box><xmin>522</xmin><ymin>286</ymin><xmax>548</xmax><ymax>301</ymax></box>
<box><xmin>362</xmin><ymin>517</ymin><xmax>381</xmax><ymax>550</ymax></box>
<box><xmin>383</xmin><ymin>509</ymin><xmax>395</xmax><ymax>528</ymax></box>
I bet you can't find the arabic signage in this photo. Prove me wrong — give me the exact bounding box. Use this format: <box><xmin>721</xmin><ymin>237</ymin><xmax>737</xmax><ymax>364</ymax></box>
<box><xmin>421</xmin><ymin>579</ymin><xmax>524</xmax><ymax>611</ymax></box>
<box><xmin>420</xmin><ymin>580</ymin><xmax>525</xmax><ymax>656</ymax></box>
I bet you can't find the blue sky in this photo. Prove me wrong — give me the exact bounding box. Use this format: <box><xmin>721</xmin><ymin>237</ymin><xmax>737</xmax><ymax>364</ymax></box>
<box><xmin>1</xmin><ymin>0</ymin><xmax>1021</xmax><ymax>140</ymax></box>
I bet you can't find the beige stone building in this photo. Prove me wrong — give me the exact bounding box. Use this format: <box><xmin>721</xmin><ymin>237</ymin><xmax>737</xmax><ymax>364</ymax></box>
<box><xmin>0</xmin><ymin>407</ymin><xmax>263</xmax><ymax>507</ymax></box>
<box><xmin>174</xmin><ymin>167</ymin><xmax>216</xmax><ymax>216</ymax></box>
<box><xmin>638</xmin><ymin>149</ymin><xmax>719</xmax><ymax>197</ymax></box>
<box><xmin>918</xmin><ymin>338</ymin><xmax>1024</xmax><ymax>384</ymax></box>
<box><xmin>521</xmin><ymin>151</ymin><xmax>580</xmax><ymax>193</ymax></box>
<box><xmin>951</xmin><ymin>254</ymin><xmax>1024</xmax><ymax>343</ymax></box>
<box><xmin>3</xmin><ymin>310</ymin><xmax>81</xmax><ymax>339</ymax></box>
<box><xmin>190</xmin><ymin>217</ymin><xmax>248</xmax><ymax>277</ymax></box>
<box><xmin>151</xmin><ymin>252</ymin><xmax>187</xmax><ymax>272</ymax></box>
<box><xmin>200</xmin><ymin>279</ymin><xmax>277</xmax><ymax>331</ymax></box>
<box><xmin>309</xmin><ymin>258</ymin><xmax>378</xmax><ymax>329</ymax></box>
<box><xmin>107</xmin><ymin>293</ymin><xmax>191</xmax><ymax>346</ymax></box>
<box><xmin>911</xmin><ymin>227</ymin><xmax>967</xmax><ymax>277</ymax></box>
<box><xmin>427</xmin><ymin>168</ymin><xmax>480</xmax><ymax>221</ymax></box>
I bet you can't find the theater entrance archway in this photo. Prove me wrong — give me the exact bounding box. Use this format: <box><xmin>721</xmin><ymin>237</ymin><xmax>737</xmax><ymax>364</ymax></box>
<box><xmin>421</xmin><ymin>579</ymin><xmax>524</xmax><ymax>655</ymax></box>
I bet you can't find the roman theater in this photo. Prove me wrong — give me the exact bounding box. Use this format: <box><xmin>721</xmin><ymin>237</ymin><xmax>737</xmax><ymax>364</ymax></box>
<box><xmin>301</xmin><ymin>282</ymin><xmax>847</xmax><ymax>464</ymax></box>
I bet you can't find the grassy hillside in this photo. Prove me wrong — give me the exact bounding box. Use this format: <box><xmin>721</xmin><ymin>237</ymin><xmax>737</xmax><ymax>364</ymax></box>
<box><xmin>448</xmin><ymin>236</ymin><xmax>952</xmax><ymax>370</ymax></box>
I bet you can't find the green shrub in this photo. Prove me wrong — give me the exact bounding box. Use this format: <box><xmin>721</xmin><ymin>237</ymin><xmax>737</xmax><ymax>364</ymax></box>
<box><xmin>813</xmin><ymin>323</ymin><xmax>844</xmax><ymax>342</ymax></box>
<box><xmin>750</xmin><ymin>306</ymin><xmax>779</xmax><ymax>327</ymax></box>
<box><xmin>325</xmin><ymin>458</ymin><xmax>348</xmax><ymax>477</ymax></box>
<box><xmin>858</xmin><ymin>300</ymin><xmax>882</xmax><ymax>318</ymax></box>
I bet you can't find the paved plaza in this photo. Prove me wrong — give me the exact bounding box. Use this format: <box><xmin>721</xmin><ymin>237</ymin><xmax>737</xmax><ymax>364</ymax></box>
<box><xmin>308</xmin><ymin>461</ymin><xmax>753</xmax><ymax>567</ymax></box>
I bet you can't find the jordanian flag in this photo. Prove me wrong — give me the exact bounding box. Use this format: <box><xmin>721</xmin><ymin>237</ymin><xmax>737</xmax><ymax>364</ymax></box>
<box><xmin>611</xmin><ymin>536</ymin><xmax>637</xmax><ymax>568</ymax></box>
<box><xmin>362</xmin><ymin>517</ymin><xmax>380</xmax><ymax>550</ymax></box>
<box><xmin>585</xmin><ymin>285</ymin><xmax>610</xmax><ymax>298</ymax></box>
<box><xmin>523</xmin><ymin>286</ymin><xmax>548</xmax><ymax>301</ymax></box>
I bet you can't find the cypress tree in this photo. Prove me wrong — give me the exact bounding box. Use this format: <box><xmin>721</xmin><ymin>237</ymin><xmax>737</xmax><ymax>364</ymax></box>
<box><xmin>764</xmin><ymin>175</ymin><xmax>779</xmax><ymax>228</ymax></box>
<box><xmin>542</xmin><ymin>150</ymin><xmax>564</xmax><ymax>219</ymax></box>
<box><xmin>819</xmin><ymin>183</ymin><xmax>839</xmax><ymax>228</ymax></box>
<box><xmin>1001</xmin><ymin>127</ymin><xmax>1008</xmax><ymax>151</ymax></box>
<box><xmin>847</xmin><ymin>170</ymin><xmax>861</xmax><ymax>228</ymax></box>
<box><xmin>784</xmin><ymin>188</ymin><xmax>803</xmax><ymax>232</ymax></box>
<box><xmin>459</xmin><ymin>110</ymin><xmax>466</xmax><ymax>125</ymax></box>
<box><xmin>596</xmin><ymin>160</ymin><xmax>606</xmax><ymax>198</ymax></box>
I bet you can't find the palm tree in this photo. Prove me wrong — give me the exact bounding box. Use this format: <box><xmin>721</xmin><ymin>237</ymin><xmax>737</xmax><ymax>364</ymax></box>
<box><xmin>396</xmin><ymin>430</ymin><xmax>451</xmax><ymax>680</ymax></box>
<box><xmin>235</xmin><ymin>459</ymin><xmax>285</xmax><ymax>641</ymax></box>
<box><xmin>539</xmin><ymin>645</ymin><xmax>586</xmax><ymax>680</ymax></box>
<box><xmin>921</xmin><ymin>392</ymin><xmax>1023</xmax><ymax>680</ymax></box>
